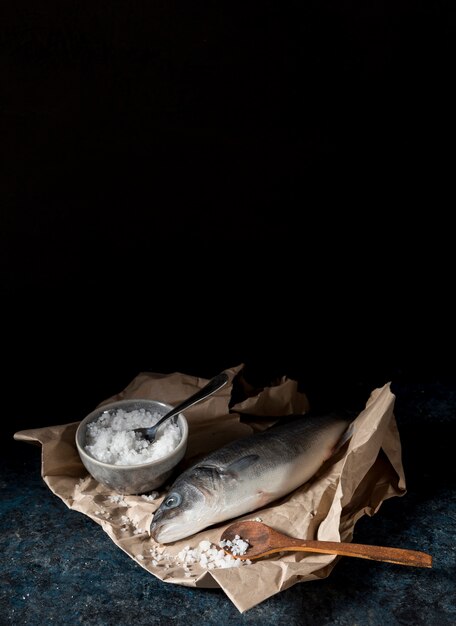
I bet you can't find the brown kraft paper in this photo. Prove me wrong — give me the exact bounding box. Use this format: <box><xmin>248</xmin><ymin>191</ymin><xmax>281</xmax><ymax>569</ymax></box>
<box><xmin>14</xmin><ymin>364</ymin><xmax>406</xmax><ymax>613</ymax></box>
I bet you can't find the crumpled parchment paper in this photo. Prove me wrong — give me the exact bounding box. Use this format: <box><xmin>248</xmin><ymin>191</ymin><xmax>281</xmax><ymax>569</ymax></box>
<box><xmin>14</xmin><ymin>363</ymin><xmax>406</xmax><ymax>613</ymax></box>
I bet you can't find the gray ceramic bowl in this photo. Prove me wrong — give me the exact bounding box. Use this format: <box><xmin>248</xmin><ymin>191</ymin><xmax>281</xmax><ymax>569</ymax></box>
<box><xmin>75</xmin><ymin>398</ymin><xmax>188</xmax><ymax>494</ymax></box>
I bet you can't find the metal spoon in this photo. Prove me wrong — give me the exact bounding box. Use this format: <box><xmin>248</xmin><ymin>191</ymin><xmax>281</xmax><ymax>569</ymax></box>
<box><xmin>220</xmin><ymin>520</ymin><xmax>432</xmax><ymax>568</ymax></box>
<box><xmin>134</xmin><ymin>370</ymin><xmax>229</xmax><ymax>443</ymax></box>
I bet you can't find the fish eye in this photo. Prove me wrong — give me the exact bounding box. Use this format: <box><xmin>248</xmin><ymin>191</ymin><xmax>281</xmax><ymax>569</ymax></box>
<box><xmin>164</xmin><ymin>492</ymin><xmax>181</xmax><ymax>509</ymax></box>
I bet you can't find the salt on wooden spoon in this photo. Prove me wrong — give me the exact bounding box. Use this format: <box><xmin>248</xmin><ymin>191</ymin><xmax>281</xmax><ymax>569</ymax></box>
<box><xmin>220</xmin><ymin>520</ymin><xmax>432</xmax><ymax>568</ymax></box>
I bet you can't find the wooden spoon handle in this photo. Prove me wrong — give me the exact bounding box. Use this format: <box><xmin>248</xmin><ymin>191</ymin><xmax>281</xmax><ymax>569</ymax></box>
<box><xmin>280</xmin><ymin>538</ymin><xmax>432</xmax><ymax>568</ymax></box>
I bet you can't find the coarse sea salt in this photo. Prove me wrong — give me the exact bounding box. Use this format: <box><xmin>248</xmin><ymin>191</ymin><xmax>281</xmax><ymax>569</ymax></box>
<box><xmin>147</xmin><ymin>537</ymin><xmax>252</xmax><ymax>574</ymax></box>
<box><xmin>218</xmin><ymin>534</ymin><xmax>250</xmax><ymax>557</ymax></box>
<box><xmin>84</xmin><ymin>408</ymin><xmax>181</xmax><ymax>465</ymax></box>
<box><xmin>177</xmin><ymin>538</ymin><xmax>251</xmax><ymax>571</ymax></box>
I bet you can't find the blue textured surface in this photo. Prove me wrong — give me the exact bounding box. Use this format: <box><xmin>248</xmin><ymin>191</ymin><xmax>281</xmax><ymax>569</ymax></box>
<box><xmin>1</xmin><ymin>381</ymin><xmax>455</xmax><ymax>625</ymax></box>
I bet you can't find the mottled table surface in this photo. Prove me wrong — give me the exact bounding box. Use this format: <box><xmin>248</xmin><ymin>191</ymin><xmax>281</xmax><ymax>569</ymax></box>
<box><xmin>1</xmin><ymin>381</ymin><xmax>455</xmax><ymax>625</ymax></box>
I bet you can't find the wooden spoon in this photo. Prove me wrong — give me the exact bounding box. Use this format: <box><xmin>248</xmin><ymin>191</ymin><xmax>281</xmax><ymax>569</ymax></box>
<box><xmin>220</xmin><ymin>521</ymin><xmax>432</xmax><ymax>568</ymax></box>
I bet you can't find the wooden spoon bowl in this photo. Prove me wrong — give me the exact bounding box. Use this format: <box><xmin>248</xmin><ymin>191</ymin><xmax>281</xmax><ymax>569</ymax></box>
<box><xmin>220</xmin><ymin>521</ymin><xmax>432</xmax><ymax>568</ymax></box>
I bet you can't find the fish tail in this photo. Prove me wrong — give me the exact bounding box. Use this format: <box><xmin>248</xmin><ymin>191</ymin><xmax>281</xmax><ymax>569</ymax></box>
<box><xmin>335</xmin><ymin>420</ymin><xmax>355</xmax><ymax>452</ymax></box>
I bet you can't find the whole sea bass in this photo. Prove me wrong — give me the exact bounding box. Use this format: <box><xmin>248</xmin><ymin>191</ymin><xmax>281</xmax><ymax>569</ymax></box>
<box><xmin>150</xmin><ymin>412</ymin><xmax>353</xmax><ymax>543</ymax></box>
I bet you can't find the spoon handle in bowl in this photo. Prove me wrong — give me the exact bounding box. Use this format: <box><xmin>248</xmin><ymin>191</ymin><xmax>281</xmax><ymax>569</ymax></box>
<box><xmin>136</xmin><ymin>371</ymin><xmax>229</xmax><ymax>440</ymax></box>
<box><xmin>156</xmin><ymin>371</ymin><xmax>229</xmax><ymax>425</ymax></box>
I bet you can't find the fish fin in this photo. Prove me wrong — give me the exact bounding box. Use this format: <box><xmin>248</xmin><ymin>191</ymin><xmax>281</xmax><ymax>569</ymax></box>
<box><xmin>225</xmin><ymin>454</ymin><xmax>260</xmax><ymax>475</ymax></box>
<box><xmin>256</xmin><ymin>489</ymin><xmax>275</xmax><ymax>507</ymax></box>
<box><xmin>195</xmin><ymin>454</ymin><xmax>260</xmax><ymax>479</ymax></box>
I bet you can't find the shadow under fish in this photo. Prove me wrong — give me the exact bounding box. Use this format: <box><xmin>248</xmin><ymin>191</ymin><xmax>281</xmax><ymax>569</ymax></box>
<box><xmin>150</xmin><ymin>412</ymin><xmax>355</xmax><ymax>544</ymax></box>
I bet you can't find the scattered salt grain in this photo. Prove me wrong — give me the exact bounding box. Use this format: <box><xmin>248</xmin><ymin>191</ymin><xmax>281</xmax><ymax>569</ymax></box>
<box><xmin>141</xmin><ymin>492</ymin><xmax>159</xmax><ymax>502</ymax></box>
<box><xmin>175</xmin><ymin>539</ymin><xmax>251</xmax><ymax>571</ymax></box>
<box><xmin>219</xmin><ymin>534</ymin><xmax>250</xmax><ymax>556</ymax></box>
<box><xmin>84</xmin><ymin>408</ymin><xmax>181</xmax><ymax>465</ymax></box>
<box><xmin>108</xmin><ymin>495</ymin><xmax>126</xmax><ymax>505</ymax></box>
<box><xmin>149</xmin><ymin>536</ymin><xmax>252</xmax><ymax>578</ymax></box>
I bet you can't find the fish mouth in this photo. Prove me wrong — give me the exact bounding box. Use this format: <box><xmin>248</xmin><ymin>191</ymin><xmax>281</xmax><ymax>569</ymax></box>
<box><xmin>150</xmin><ymin>513</ymin><xmax>205</xmax><ymax>544</ymax></box>
<box><xmin>150</xmin><ymin>520</ymin><xmax>192</xmax><ymax>544</ymax></box>
<box><xmin>149</xmin><ymin>521</ymin><xmax>161</xmax><ymax>542</ymax></box>
<box><xmin>150</xmin><ymin>519</ymin><xmax>167</xmax><ymax>540</ymax></box>
<box><xmin>149</xmin><ymin>512</ymin><xmax>167</xmax><ymax>541</ymax></box>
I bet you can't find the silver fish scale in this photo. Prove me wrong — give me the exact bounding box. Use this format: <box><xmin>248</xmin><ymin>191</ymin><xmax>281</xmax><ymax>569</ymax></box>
<box><xmin>150</xmin><ymin>412</ymin><xmax>351</xmax><ymax>543</ymax></box>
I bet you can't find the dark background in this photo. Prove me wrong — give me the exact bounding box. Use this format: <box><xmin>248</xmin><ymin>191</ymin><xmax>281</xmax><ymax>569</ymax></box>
<box><xmin>1</xmin><ymin>1</ymin><xmax>454</xmax><ymax>444</ymax></box>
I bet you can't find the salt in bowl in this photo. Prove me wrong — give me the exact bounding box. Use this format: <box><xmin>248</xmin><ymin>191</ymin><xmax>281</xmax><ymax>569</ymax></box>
<box><xmin>75</xmin><ymin>398</ymin><xmax>188</xmax><ymax>494</ymax></box>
